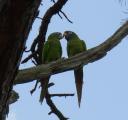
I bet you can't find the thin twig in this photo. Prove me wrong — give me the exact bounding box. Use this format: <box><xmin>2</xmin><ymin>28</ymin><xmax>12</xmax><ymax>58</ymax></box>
<box><xmin>46</xmin><ymin>91</ymin><xmax>69</xmax><ymax>120</ymax></box>
<box><xmin>59</xmin><ymin>10</ymin><xmax>73</xmax><ymax>23</ymax></box>
<box><xmin>30</xmin><ymin>80</ymin><xmax>39</xmax><ymax>95</ymax></box>
<box><xmin>31</xmin><ymin>59</ymin><xmax>37</xmax><ymax>65</ymax></box>
<box><xmin>36</xmin><ymin>16</ymin><xmax>43</xmax><ymax>20</ymax></box>
<box><xmin>50</xmin><ymin>93</ymin><xmax>74</xmax><ymax>97</ymax></box>
<box><xmin>48</xmin><ymin>83</ymin><xmax>55</xmax><ymax>88</ymax></box>
<box><xmin>51</xmin><ymin>0</ymin><xmax>73</xmax><ymax>23</ymax></box>
<box><xmin>21</xmin><ymin>51</ymin><xmax>38</xmax><ymax>64</ymax></box>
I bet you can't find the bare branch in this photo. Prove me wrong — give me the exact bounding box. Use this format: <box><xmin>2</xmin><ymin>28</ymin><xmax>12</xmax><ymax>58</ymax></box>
<box><xmin>50</xmin><ymin>93</ymin><xmax>74</xmax><ymax>97</ymax></box>
<box><xmin>51</xmin><ymin>0</ymin><xmax>73</xmax><ymax>23</ymax></box>
<box><xmin>45</xmin><ymin>91</ymin><xmax>69</xmax><ymax>120</ymax></box>
<box><xmin>21</xmin><ymin>51</ymin><xmax>38</xmax><ymax>64</ymax></box>
<box><xmin>30</xmin><ymin>80</ymin><xmax>39</xmax><ymax>95</ymax></box>
<box><xmin>14</xmin><ymin>21</ymin><xmax>128</xmax><ymax>85</ymax></box>
<box><xmin>48</xmin><ymin>83</ymin><xmax>55</xmax><ymax>88</ymax></box>
<box><xmin>36</xmin><ymin>16</ymin><xmax>43</xmax><ymax>20</ymax></box>
<box><xmin>59</xmin><ymin>10</ymin><xmax>73</xmax><ymax>23</ymax></box>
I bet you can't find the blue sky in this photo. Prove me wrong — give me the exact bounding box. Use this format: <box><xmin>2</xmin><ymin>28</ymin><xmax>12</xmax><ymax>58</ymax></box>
<box><xmin>7</xmin><ymin>0</ymin><xmax>128</xmax><ymax>120</ymax></box>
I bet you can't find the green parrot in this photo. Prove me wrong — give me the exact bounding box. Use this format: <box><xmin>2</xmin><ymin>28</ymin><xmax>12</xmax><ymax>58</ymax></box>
<box><xmin>63</xmin><ymin>31</ymin><xmax>87</xmax><ymax>107</ymax></box>
<box><xmin>40</xmin><ymin>32</ymin><xmax>63</xmax><ymax>103</ymax></box>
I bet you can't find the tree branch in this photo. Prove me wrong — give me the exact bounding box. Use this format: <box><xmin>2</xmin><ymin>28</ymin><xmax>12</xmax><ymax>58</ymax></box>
<box><xmin>14</xmin><ymin>21</ymin><xmax>128</xmax><ymax>85</ymax></box>
<box><xmin>46</xmin><ymin>91</ymin><xmax>69</xmax><ymax>120</ymax></box>
<box><xmin>51</xmin><ymin>0</ymin><xmax>73</xmax><ymax>23</ymax></box>
<box><xmin>50</xmin><ymin>93</ymin><xmax>74</xmax><ymax>97</ymax></box>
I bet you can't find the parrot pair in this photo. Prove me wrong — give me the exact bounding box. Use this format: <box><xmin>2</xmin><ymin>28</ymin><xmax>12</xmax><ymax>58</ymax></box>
<box><xmin>40</xmin><ymin>31</ymin><xmax>87</xmax><ymax>107</ymax></box>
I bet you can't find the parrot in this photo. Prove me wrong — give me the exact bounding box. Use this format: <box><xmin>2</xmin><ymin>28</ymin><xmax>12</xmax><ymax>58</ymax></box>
<box><xmin>63</xmin><ymin>31</ymin><xmax>87</xmax><ymax>107</ymax></box>
<box><xmin>40</xmin><ymin>32</ymin><xmax>63</xmax><ymax>103</ymax></box>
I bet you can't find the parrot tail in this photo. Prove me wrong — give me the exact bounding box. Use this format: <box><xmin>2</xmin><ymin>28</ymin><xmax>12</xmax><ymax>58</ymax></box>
<box><xmin>39</xmin><ymin>76</ymin><xmax>50</xmax><ymax>104</ymax></box>
<box><xmin>74</xmin><ymin>67</ymin><xmax>83</xmax><ymax>107</ymax></box>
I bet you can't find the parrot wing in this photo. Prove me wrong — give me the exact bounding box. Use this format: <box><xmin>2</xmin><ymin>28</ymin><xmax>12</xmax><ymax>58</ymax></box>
<box><xmin>81</xmin><ymin>40</ymin><xmax>87</xmax><ymax>51</ymax></box>
<box><xmin>40</xmin><ymin>41</ymin><xmax>50</xmax><ymax>103</ymax></box>
<box><xmin>42</xmin><ymin>41</ymin><xmax>50</xmax><ymax>63</ymax></box>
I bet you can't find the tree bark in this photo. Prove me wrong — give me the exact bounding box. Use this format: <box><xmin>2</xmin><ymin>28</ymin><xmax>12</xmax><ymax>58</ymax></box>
<box><xmin>0</xmin><ymin>0</ymin><xmax>41</xmax><ymax>119</ymax></box>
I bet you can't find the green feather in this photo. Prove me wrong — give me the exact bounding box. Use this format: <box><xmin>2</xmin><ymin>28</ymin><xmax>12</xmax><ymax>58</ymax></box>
<box><xmin>64</xmin><ymin>31</ymin><xmax>87</xmax><ymax>107</ymax></box>
<box><xmin>40</xmin><ymin>32</ymin><xmax>62</xmax><ymax>103</ymax></box>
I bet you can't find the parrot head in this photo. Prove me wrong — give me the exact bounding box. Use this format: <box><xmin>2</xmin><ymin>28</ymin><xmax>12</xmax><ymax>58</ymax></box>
<box><xmin>48</xmin><ymin>32</ymin><xmax>63</xmax><ymax>40</ymax></box>
<box><xmin>63</xmin><ymin>31</ymin><xmax>78</xmax><ymax>41</ymax></box>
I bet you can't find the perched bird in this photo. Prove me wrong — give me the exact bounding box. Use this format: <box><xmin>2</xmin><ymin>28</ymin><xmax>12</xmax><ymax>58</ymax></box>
<box><xmin>63</xmin><ymin>31</ymin><xmax>87</xmax><ymax>107</ymax></box>
<box><xmin>40</xmin><ymin>32</ymin><xmax>63</xmax><ymax>103</ymax></box>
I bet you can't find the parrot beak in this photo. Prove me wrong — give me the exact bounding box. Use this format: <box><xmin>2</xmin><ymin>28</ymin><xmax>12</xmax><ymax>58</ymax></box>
<box><xmin>63</xmin><ymin>32</ymin><xmax>67</xmax><ymax>38</ymax></box>
<box><xmin>63</xmin><ymin>31</ymin><xmax>69</xmax><ymax>41</ymax></box>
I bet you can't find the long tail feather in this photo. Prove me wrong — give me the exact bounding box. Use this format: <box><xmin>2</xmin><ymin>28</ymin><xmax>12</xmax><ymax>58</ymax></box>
<box><xmin>74</xmin><ymin>67</ymin><xmax>83</xmax><ymax>107</ymax></box>
<box><xmin>39</xmin><ymin>76</ymin><xmax>50</xmax><ymax>104</ymax></box>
